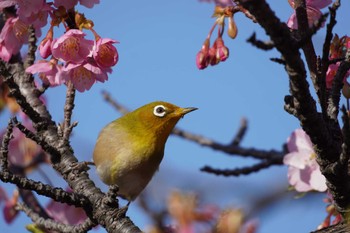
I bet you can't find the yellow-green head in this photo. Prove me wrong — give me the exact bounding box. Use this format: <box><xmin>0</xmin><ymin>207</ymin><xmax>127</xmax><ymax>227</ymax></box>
<box><xmin>93</xmin><ymin>101</ymin><xmax>197</xmax><ymax>201</ymax></box>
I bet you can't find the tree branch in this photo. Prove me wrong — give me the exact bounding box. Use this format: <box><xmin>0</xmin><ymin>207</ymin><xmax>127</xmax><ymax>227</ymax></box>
<box><xmin>246</xmin><ymin>32</ymin><xmax>274</xmax><ymax>50</ymax></box>
<box><xmin>327</xmin><ymin>49</ymin><xmax>350</xmax><ymax>120</ymax></box>
<box><xmin>201</xmin><ymin>158</ymin><xmax>283</xmax><ymax>176</ymax></box>
<box><xmin>2</xmin><ymin>52</ymin><xmax>142</xmax><ymax>232</ymax></box>
<box><xmin>61</xmin><ymin>81</ymin><xmax>77</xmax><ymax>142</ymax></box>
<box><xmin>238</xmin><ymin>0</ymin><xmax>350</xmax><ymax>219</ymax></box>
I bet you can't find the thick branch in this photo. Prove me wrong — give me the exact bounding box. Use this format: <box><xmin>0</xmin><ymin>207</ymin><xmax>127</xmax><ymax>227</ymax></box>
<box><xmin>312</xmin><ymin>222</ymin><xmax>350</xmax><ymax>233</ymax></box>
<box><xmin>3</xmin><ymin>57</ymin><xmax>141</xmax><ymax>232</ymax></box>
<box><xmin>239</xmin><ymin>0</ymin><xmax>350</xmax><ymax>216</ymax></box>
<box><xmin>295</xmin><ymin>0</ymin><xmax>319</xmax><ymax>93</ymax></box>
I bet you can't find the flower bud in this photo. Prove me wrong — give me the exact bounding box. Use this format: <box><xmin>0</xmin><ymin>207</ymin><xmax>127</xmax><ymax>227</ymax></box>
<box><xmin>39</xmin><ymin>27</ymin><xmax>53</xmax><ymax>59</ymax></box>
<box><xmin>227</xmin><ymin>15</ymin><xmax>238</xmax><ymax>39</ymax></box>
<box><xmin>215</xmin><ymin>37</ymin><xmax>229</xmax><ymax>62</ymax></box>
<box><xmin>196</xmin><ymin>50</ymin><xmax>210</xmax><ymax>69</ymax></box>
<box><xmin>208</xmin><ymin>42</ymin><xmax>219</xmax><ymax>66</ymax></box>
<box><xmin>196</xmin><ymin>38</ymin><xmax>210</xmax><ymax>69</ymax></box>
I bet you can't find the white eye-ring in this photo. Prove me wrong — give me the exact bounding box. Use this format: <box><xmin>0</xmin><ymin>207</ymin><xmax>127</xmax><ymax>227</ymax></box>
<box><xmin>153</xmin><ymin>105</ymin><xmax>166</xmax><ymax>117</ymax></box>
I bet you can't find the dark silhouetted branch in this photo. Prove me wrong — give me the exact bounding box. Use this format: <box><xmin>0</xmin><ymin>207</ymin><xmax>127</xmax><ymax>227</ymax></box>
<box><xmin>247</xmin><ymin>32</ymin><xmax>274</xmax><ymax>50</ymax></box>
<box><xmin>230</xmin><ymin>117</ymin><xmax>248</xmax><ymax>146</ymax></box>
<box><xmin>327</xmin><ymin>50</ymin><xmax>350</xmax><ymax>120</ymax></box>
<box><xmin>201</xmin><ymin>158</ymin><xmax>283</xmax><ymax>176</ymax></box>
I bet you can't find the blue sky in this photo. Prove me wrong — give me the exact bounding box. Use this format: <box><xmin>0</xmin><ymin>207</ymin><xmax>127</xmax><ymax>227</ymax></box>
<box><xmin>1</xmin><ymin>0</ymin><xmax>350</xmax><ymax>232</ymax></box>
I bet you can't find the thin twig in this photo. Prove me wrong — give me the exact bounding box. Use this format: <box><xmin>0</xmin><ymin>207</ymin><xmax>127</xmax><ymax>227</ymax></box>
<box><xmin>340</xmin><ymin>106</ymin><xmax>350</xmax><ymax>168</ymax></box>
<box><xmin>138</xmin><ymin>193</ymin><xmax>167</xmax><ymax>231</ymax></box>
<box><xmin>172</xmin><ymin>127</ymin><xmax>284</xmax><ymax>161</ymax></box>
<box><xmin>24</xmin><ymin>25</ymin><xmax>37</xmax><ymax>70</ymax></box>
<box><xmin>0</xmin><ymin>170</ymin><xmax>89</xmax><ymax>207</ymax></box>
<box><xmin>102</xmin><ymin>90</ymin><xmax>130</xmax><ymax>115</ymax></box>
<box><xmin>12</xmin><ymin>117</ymin><xmax>60</xmax><ymax>157</ymax></box>
<box><xmin>230</xmin><ymin>117</ymin><xmax>248</xmax><ymax>146</ymax></box>
<box><xmin>247</xmin><ymin>32</ymin><xmax>274</xmax><ymax>50</ymax></box>
<box><xmin>0</xmin><ymin>118</ymin><xmax>14</xmax><ymax>171</ymax></box>
<box><xmin>320</xmin><ymin>0</ymin><xmax>341</xmax><ymax>111</ymax></box>
<box><xmin>270</xmin><ymin>58</ymin><xmax>286</xmax><ymax>65</ymax></box>
<box><xmin>62</xmin><ymin>81</ymin><xmax>76</xmax><ymax>143</ymax></box>
<box><xmin>37</xmin><ymin>82</ymin><xmax>50</xmax><ymax>96</ymax></box>
<box><xmin>201</xmin><ymin>158</ymin><xmax>282</xmax><ymax>177</ymax></box>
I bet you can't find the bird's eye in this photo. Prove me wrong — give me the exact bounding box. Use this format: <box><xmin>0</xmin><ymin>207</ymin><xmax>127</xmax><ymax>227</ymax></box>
<box><xmin>153</xmin><ymin>105</ymin><xmax>166</xmax><ymax>117</ymax></box>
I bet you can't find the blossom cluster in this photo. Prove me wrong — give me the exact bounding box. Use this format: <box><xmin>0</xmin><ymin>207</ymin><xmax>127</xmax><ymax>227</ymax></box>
<box><xmin>0</xmin><ymin>0</ymin><xmax>119</xmax><ymax>92</ymax></box>
<box><xmin>287</xmin><ymin>0</ymin><xmax>332</xmax><ymax>29</ymax></box>
<box><xmin>283</xmin><ymin>129</ymin><xmax>327</xmax><ymax>193</ymax></box>
<box><xmin>149</xmin><ymin>190</ymin><xmax>258</xmax><ymax>233</ymax></box>
<box><xmin>326</xmin><ymin>34</ymin><xmax>350</xmax><ymax>93</ymax></box>
<box><xmin>0</xmin><ymin>186</ymin><xmax>87</xmax><ymax>225</ymax></box>
<box><xmin>196</xmin><ymin>5</ymin><xmax>237</xmax><ymax>70</ymax></box>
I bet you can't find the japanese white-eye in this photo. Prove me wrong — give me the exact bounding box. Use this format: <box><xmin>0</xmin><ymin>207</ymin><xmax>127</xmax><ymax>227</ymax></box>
<box><xmin>93</xmin><ymin>101</ymin><xmax>197</xmax><ymax>201</ymax></box>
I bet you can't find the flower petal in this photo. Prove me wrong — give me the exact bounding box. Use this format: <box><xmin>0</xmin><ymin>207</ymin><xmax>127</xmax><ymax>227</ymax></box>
<box><xmin>287</xmin><ymin>129</ymin><xmax>313</xmax><ymax>152</ymax></box>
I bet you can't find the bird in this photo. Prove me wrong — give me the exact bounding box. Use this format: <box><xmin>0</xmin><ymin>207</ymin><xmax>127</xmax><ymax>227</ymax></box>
<box><xmin>93</xmin><ymin>101</ymin><xmax>197</xmax><ymax>202</ymax></box>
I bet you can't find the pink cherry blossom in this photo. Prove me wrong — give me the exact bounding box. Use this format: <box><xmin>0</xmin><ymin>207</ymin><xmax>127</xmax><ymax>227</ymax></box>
<box><xmin>62</xmin><ymin>61</ymin><xmax>109</xmax><ymax>92</ymax></box>
<box><xmin>0</xmin><ymin>0</ymin><xmax>17</xmax><ymax>9</ymax></box>
<box><xmin>0</xmin><ymin>119</ymin><xmax>46</xmax><ymax>169</ymax></box>
<box><xmin>283</xmin><ymin>129</ymin><xmax>327</xmax><ymax>192</ymax></box>
<box><xmin>38</xmin><ymin>27</ymin><xmax>54</xmax><ymax>59</ymax></box>
<box><xmin>53</xmin><ymin>0</ymin><xmax>78</xmax><ymax>9</ymax></box>
<box><xmin>46</xmin><ymin>189</ymin><xmax>87</xmax><ymax>225</ymax></box>
<box><xmin>92</xmin><ymin>38</ymin><xmax>119</xmax><ymax>69</ymax></box>
<box><xmin>325</xmin><ymin>62</ymin><xmax>350</xmax><ymax>90</ymax></box>
<box><xmin>16</xmin><ymin>0</ymin><xmax>45</xmax><ymax>18</ymax></box>
<box><xmin>326</xmin><ymin>35</ymin><xmax>350</xmax><ymax>90</ymax></box>
<box><xmin>288</xmin><ymin>0</ymin><xmax>332</xmax><ymax>9</ymax></box>
<box><xmin>19</xmin><ymin>3</ymin><xmax>51</xmax><ymax>38</ymax></box>
<box><xmin>0</xmin><ymin>17</ymin><xmax>28</xmax><ymax>62</ymax></box>
<box><xmin>26</xmin><ymin>60</ymin><xmax>64</xmax><ymax>86</ymax></box>
<box><xmin>326</xmin><ymin>63</ymin><xmax>339</xmax><ymax>89</ymax></box>
<box><xmin>0</xmin><ymin>0</ymin><xmax>44</xmax><ymax>17</ymax></box>
<box><xmin>198</xmin><ymin>0</ymin><xmax>233</xmax><ymax>7</ymax></box>
<box><xmin>79</xmin><ymin>0</ymin><xmax>100</xmax><ymax>8</ymax></box>
<box><xmin>51</xmin><ymin>29</ymin><xmax>93</xmax><ymax>64</ymax></box>
<box><xmin>0</xmin><ymin>187</ymin><xmax>19</xmax><ymax>224</ymax></box>
<box><xmin>287</xmin><ymin>0</ymin><xmax>332</xmax><ymax>29</ymax></box>
<box><xmin>3</xmin><ymin>190</ymin><xmax>19</xmax><ymax>224</ymax></box>
<box><xmin>39</xmin><ymin>37</ymin><xmax>53</xmax><ymax>59</ymax></box>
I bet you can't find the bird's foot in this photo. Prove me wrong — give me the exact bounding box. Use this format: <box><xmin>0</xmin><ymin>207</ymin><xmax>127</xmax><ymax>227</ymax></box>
<box><xmin>117</xmin><ymin>203</ymin><xmax>130</xmax><ymax>217</ymax></box>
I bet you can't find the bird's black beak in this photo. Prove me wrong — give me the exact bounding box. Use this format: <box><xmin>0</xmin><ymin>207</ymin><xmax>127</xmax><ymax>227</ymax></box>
<box><xmin>180</xmin><ymin>107</ymin><xmax>198</xmax><ymax>117</ymax></box>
